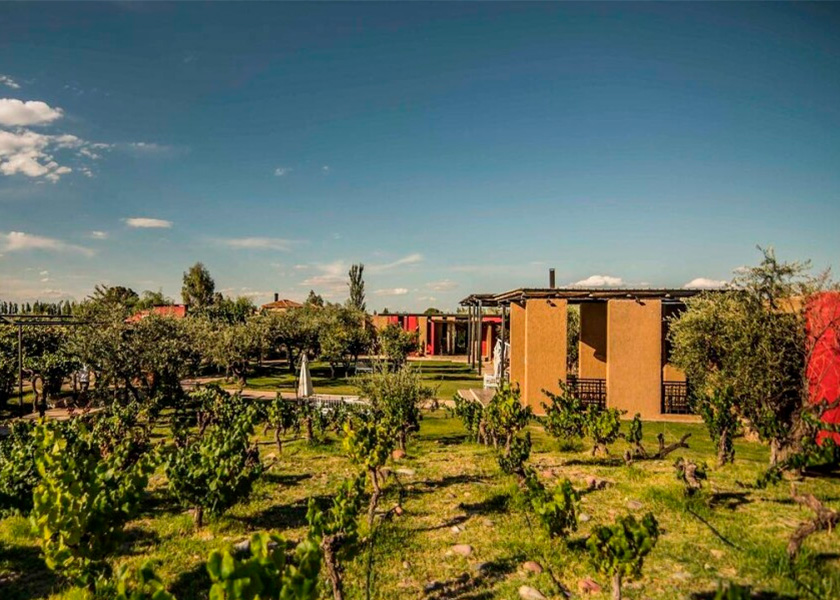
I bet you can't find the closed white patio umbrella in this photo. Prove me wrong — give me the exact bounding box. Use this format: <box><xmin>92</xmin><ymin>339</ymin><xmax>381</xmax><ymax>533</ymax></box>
<box><xmin>297</xmin><ymin>353</ymin><xmax>314</xmax><ymax>398</ymax></box>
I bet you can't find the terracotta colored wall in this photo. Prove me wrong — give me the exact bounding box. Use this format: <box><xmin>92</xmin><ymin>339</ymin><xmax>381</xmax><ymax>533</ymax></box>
<box><xmin>524</xmin><ymin>299</ymin><xmax>567</xmax><ymax>415</ymax></box>
<box><xmin>807</xmin><ymin>292</ymin><xmax>840</xmax><ymax>444</ymax></box>
<box><xmin>607</xmin><ymin>299</ymin><xmax>663</xmax><ymax>419</ymax></box>
<box><xmin>509</xmin><ymin>303</ymin><xmax>526</xmax><ymax>396</ymax></box>
<box><xmin>579</xmin><ymin>303</ymin><xmax>607</xmax><ymax>379</ymax></box>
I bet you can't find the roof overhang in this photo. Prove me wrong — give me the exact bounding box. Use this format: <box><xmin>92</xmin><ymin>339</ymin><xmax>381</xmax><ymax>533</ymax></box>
<box><xmin>461</xmin><ymin>287</ymin><xmax>724</xmax><ymax>307</ymax></box>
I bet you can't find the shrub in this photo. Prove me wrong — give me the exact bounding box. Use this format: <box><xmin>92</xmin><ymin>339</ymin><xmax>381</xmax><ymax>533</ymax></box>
<box><xmin>342</xmin><ymin>418</ymin><xmax>394</xmax><ymax>524</ymax></box>
<box><xmin>541</xmin><ymin>383</ymin><xmax>585</xmax><ymax>440</ymax></box>
<box><xmin>30</xmin><ymin>421</ymin><xmax>155</xmax><ymax>585</ymax></box>
<box><xmin>265</xmin><ymin>394</ymin><xmax>299</xmax><ymax>453</ymax></box>
<box><xmin>165</xmin><ymin>399</ymin><xmax>262</xmax><ymax>527</ymax></box>
<box><xmin>354</xmin><ymin>364</ymin><xmax>434</xmax><ymax>452</ymax></box>
<box><xmin>450</xmin><ymin>394</ymin><xmax>485</xmax><ymax>442</ymax></box>
<box><xmin>0</xmin><ymin>421</ymin><xmax>38</xmax><ymax>516</ymax></box>
<box><xmin>587</xmin><ymin>512</ymin><xmax>660</xmax><ymax>600</ymax></box>
<box><xmin>206</xmin><ymin>532</ymin><xmax>321</xmax><ymax>600</ymax></box>
<box><xmin>307</xmin><ymin>476</ymin><xmax>365</xmax><ymax>600</ymax></box>
<box><xmin>376</xmin><ymin>324</ymin><xmax>416</xmax><ymax>367</ymax></box>
<box><xmin>523</xmin><ymin>469</ymin><xmax>579</xmax><ymax>539</ymax></box>
<box><xmin>485</xmin><ymin>383</ymin><xmax>532</xmax><ymax>451</ymax></box>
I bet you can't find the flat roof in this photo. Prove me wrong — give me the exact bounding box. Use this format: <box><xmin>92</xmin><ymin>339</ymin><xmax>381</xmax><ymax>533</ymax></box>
<box><xmin>461</xmin><ymin>287</ymin><xmax>721</xmax><ymax>306</ymax></box>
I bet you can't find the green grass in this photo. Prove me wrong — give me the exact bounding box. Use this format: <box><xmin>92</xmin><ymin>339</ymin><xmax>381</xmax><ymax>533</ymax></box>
<box><xmin>211</xmin><ymin>358</ymin><xmax>483</xmax><ymax>400</ymax></box>
<box><xmin>2</xmin><ymin>396</ymin><xmax>839</xmax><ymax>599</ymax></box>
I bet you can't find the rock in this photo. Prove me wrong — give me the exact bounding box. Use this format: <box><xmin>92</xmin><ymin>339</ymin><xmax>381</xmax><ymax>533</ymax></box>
<box><xmin>626</xmin><ymin>499</ymin><xmax>644</xmax><ymax>510</ymax></box>
<box><xmin>578</xmin><ymin>512</ymin><xmax>591</xmax><ymax>523</ymax></box>
<box><xmin>233</xmin><ymin>539</ymin><xmax>251</xmax><ymax>554</ymax></box>
<box><xmin>450</xmin><ymin>525</ymin><xmax>462</xmax><ymax>533</ymax></box>
<box><xmin>396</xmin><ymin>468</ymin><xmax>416</xmax><ymax>476</ymax></box>
<box><xmin>424</xmin><ymin>581</ymin><xmax>443</xmax><ymax>593</ymax></box>
<box><xmin>483</xmin><ymin>518</ymin><xmax>495</xmax><ymax>527</ymax></box>
<box><xmin>518</xmin><ymin>585</ymin><xmax>547</xmax><ymax>600</ymax></box>
<box><xmin>521</xmin><ymin>561</ymin><xmax>543</xmax><ymax>575</ymax></box>
<box><xmin>392</xmin><ymin>449</ymin><xmax>406</xmax><ymax>460</ymax></box>
<box><xmin>402</xmin><ymin>561</ymin><xmax>411</xmax><ymax>570</ymax></box>
<box><xmin>710</xmin><ymin>549</ymin><xmax>724</xmax><ymax>559</ymax></box>
<box><xmin>451</xmin><ymin>544</ymin><xmax>473</xmax><ymax>557</ymax></box>
<box><xmin>394</xmin><ymin>505</ymin><xmax>404</xmax><ymax>516</ymax></box>
<box><xmin>578</xmin><ymin>578</ymin><xmax>602</xmax><ymax>594</ymax></box>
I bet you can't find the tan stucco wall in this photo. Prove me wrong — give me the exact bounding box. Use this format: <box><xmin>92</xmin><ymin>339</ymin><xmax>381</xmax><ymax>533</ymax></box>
<box><xmin>607</xmin><ymin>299</ymin><xmax>663</xmax><ymax>419</ymax></box>
<box><xmin>509</xmin><ymin>303</ymin><xmax>526</xmax><ymax>396</ymax></box>
<box><xmin>524</xmin><ymin>299</ymin><xmax>567</xmax><ymax>415</ymax></box>
<box><xmin>579</xmin><ymin>303</ymin><xmax>608</xmax><ymax>379</ymax></box>
<box><xmin>418</xmin><ymin>316</ymin><xmax>428</xmax><ymax>354</ymax></box>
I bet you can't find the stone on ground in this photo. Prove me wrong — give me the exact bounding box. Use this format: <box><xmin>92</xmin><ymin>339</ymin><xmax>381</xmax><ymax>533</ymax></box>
<box><xmin>521</xmin><ymin>560</ymin><xmax>543</xmax><ymax>574</ymax></box>
<box><xmin>518</xmin><ymin>585</ymin><xmax>547</xmax><ymax>600</ymax></box>
<box><xmin>451</xmin><ymin>544</ymin><xmax>473</xmax><ymax>556</ymax></box>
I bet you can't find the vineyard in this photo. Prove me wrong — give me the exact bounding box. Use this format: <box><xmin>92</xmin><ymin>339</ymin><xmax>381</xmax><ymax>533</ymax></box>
<box><xmin>0</xmin><ymin>376</ymin><xmax>838</xmax><ymax>600</ymax></box>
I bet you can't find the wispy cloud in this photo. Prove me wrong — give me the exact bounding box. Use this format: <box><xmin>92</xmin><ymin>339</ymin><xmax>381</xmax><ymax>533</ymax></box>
<box><xmin>321</xmin><ymin>165</ymin><xmax>330</xmax><ymax>173</ymax></box>
<box><xmin>124</xmin><ymin>217</ymin><xmax>173</xmax><ymax>229</ymax></box>
<box><xmin>374</xmin><ymin>288</ymin><xmax>409</xmax><ymax>296</ymax></box>
<box><xmin>0</xmin><ymin>99</ymin><xmax>63</xmax><ymax>127</ymax></box>
<box><xmin>426</xmin><ymin>279</ymin><xmax>458</xmax><ymax>292</ymax></box>
<box><xmin>0</xmin><ymin>75</ymin><xmax>20</xmax><ymax>90</ymax></box>
<box><xmin>0</xmin><ymin>130</ymin><xmax>103</xmax><ymax>182</ymax></box>
<box><xmin>684</xmin><ymin>277</ymin><xmax>728</xmax><ymax>289</ymax></box>
<box><xmin>1</xmin><ymin>231</ymin><xmax>94</xmax><ymax>257</ymax></box>
<box><xmin>368</xmin><ymin>253</ymin><xmax>423</xmax><ymax>273</ymax></box>
<box><xmin>88</xmin><ymin>230</ymin><xmax>109</xmax><ymax>239</ymax></box>
<box><xmin>572</xmin><ymin>275</ymin><xmax>624</xmax><ymax>287</ymax></box>
<box><xmin>300</xmin><ymin>260</ymin><xmax>347</xmax><ymax>296</ymax></box>
<box><xmin>274</xmin><ymin>167</ymin><xmax>291</xmax><ymax>177</ymax></box>
<box><xmin>220</xmin><ymin>237</ymin><xmax>296</xmax><ymax>251</ymax></box>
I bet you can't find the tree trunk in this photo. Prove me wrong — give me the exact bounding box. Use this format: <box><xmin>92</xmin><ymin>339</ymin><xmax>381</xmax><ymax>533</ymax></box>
<box><xmin>788</xmin><ymin>484</ymin><xmax>839</xmax><ymax>557</ymax></box>
<box><xmin>770</xmin><ymin>438</ymin><xmax>781</xmax><ymax>466</ymax></box>
<box><xmin>717</xmin><ymin>427</ymin><xmax>730</xmax><ymax>467</ymax></box>
<box><xmin>368</xmin><ymin>468</ymin><xmax>381</xmax><ymax>525</ymax></box>
<box><xmin>322</xmin><ymin>537</ymin><xmax>344</xmax><ymax>600</ymax></box>
<box><xmin>398</xmin><ymin>430</ymin><xmax>407</xmax><ymax>452</ymax></box>
<box><xmin>275</xmin><ymin>427</ymin><xmax>283</xmax><ymax>453</ymax></box>
<box><xmin>194</xmin><ymin>506</ymin><xmax>204</xmax><ymax>528</ymax></box>
<box><xmin>305</xmin><ymin>417</ymin><xmax>314</xmax><ymax>442</ymax></box>
<box><xmin>611</xmin><ymin>573</ymin><xmax>622</xmax><ymax>600</ymax></box>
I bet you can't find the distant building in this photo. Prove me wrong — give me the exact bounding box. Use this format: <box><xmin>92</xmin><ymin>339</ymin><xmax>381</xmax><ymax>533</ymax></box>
<box><xmin>261</xmin><ymin>294</ymin><xmax>303</xmax><ymax>313</ymax></box>
<box><xmin>370</xmin><ymin>312</ymin><xmax>500</xmax><ymax>357</ymax></box>
<box><xmin>127</xmin><ymin>304</ymin><xmax>188</xmax><ymax>323</ymax></box>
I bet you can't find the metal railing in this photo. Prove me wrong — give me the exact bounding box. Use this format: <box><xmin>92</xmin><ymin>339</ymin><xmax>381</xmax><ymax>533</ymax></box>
<box><xmin>661</xmin><ymin>381</ymin><xmax>693</xmax><ymax>414</ymax></box>
<box><xmin>566</xmin><ymin>375</ymin><xmax>607</xmax><ymax>409</ymax></box>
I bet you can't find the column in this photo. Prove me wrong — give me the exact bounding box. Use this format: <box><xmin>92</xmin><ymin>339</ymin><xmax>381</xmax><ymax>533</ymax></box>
<box><xmin>524</xmin><ymin>298</ymin><xmax>567</xmax><ymax>415</ymax></box>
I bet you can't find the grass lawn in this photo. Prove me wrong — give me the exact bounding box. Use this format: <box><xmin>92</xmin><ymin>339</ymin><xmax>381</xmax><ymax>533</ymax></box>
<box><xmin>2</xmin><ymin>406</ymin><xmax>839</xmax><ymax>600</ymax></box>
<box><xmin>211</xmin><ymin>358</ymin><xmax>483</xmax><ymax>400</ymax></box>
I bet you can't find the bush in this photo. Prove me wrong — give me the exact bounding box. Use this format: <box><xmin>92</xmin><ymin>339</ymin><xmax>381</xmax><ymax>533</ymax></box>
<box><xmin>30</xmin><ymin>421</ymin><xmax>156</xmax><ymax>585</ymax></box>
<box><xmin>587</xmin><ymin>512</ymin><xmax>660</xmax><ymax>600</ymax></box>
<box><xmin>206</xmin><ymin>532</ymin><xmax>321</xmax><ymax>600</ymax></box>
<box><xmin>342</xmin><ymin>417</ymin><xmax>394</xmax><ymax>524</ymax></box>
<box><xmin>523</xmin><ymin>469</ymin><xmax>579</xmax><ymax>539</ymax></box>
<box><xmin>376</xmin><ymin>324</ymin><xmax>416</xmax><ymax>367</ymax></box>
<box><xmin>354</xmin><ymin>364</ymin><xmax>434</xmax><ymax>452</ymax></box>
<box><xmin>166</xmin><ymin>395</ymin><xmax>262</xmax><ymax>527</ymax></box>
<box><xmin>0</xmin><ymin>421</ymin><xmax>38</xmax><ymax>516</ymax></box>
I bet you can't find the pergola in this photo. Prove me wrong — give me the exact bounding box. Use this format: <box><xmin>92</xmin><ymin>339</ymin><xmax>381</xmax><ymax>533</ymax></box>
<box><xmin>459</xmin><ymin>293</ymin><xmax>501</xmax><ymax>373</ymax></box>
<box><xmin>0</xmin><ymin>314</ymin><xmax>87</xmax><ymax>418</ymax></box>
<box><xmin>461</xmin><ymin>286</ymin><xmax>719</xmax><ymax>420</ymax></box>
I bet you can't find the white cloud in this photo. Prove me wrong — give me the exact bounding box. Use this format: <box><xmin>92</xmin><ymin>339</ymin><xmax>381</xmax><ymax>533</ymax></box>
<box><xmin>221</xmin><ymin>237</ymin><xmax>295</xmax><ymax>251</ymax></box>
<box><xmin>0</xmin><ymin>129</ymin><xmax>103</xmax><ymax>182</ymax></box>
<box><xmin>685</xmin><ymin>277</ymin><xmax>728</xmax><ymax>289</ymax></box>
<box><xmin>375</xmin><ymin>288</ymin><xmax>409</xmax><ymax>296</ymax></box>
<box><xmin>1</xmin><ymin>231</ymin><xmax>94</xmax><ymax>257</ymax></box>
<box><xmin>89</xmin><ymin>231</ymin><xmax>109</xmax><ymax>239</ymax></box>
<box><xmin>368</xmin><ymin>253</ymin><xmax>423</xmax><ymax>273</ymax></box>
<box><xmin>426</xmin><ymin>279</ymin><xmax>458</xmax><ymax>292</ymax></box>
<box><xmin>322</xmin><ymin>165</ymin><xmax>330</xmax><ymax>172</ymax></box>
<box><xmin>572</xmin><ymin>275</ymin><xmax>624</xmax><ymax>287</ymax></box>
<box><xmin>0</xmin><ymin>76</ymin><xmax>20</xmax><ymax>90</ymax></box>
<box><xmin>124</xmin><ymin>217</ymin><xmax>173</xmax><ymax>229</ymax></box>
<box><xmin>274</xmin><ymin>167</ymin><xmax>291</xmax><ymax>177</ymax></box>
<box><xmin>0</xmin><ymin>99</ymin><xmax>63</xmax><ymax>126</ymax></box>
<box><xmin>300</xmin><ymin>260</ymin><xmax>347</xmax><ymax>296</ymax></box>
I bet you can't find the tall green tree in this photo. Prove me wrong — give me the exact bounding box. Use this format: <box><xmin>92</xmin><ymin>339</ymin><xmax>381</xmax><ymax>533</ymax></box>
<box><xmin>669</xmin><ymin>247</ymin><xmax>838</xmax><ymax>465</ymax></box>
<box><xmin>181</xmin><ymin>262</ymin><xmax>215</xmax><ymax>308</ymax></box>
<box><xmin>347</xmin><ymin>264</ymin><xmax>365</xmax><ymax>312</ymax></box>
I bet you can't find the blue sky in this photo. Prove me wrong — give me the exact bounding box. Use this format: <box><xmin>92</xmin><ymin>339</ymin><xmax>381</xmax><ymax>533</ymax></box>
<box><xmin>1</xmin><ymin>3</ymin><xmax>839</xmax><ymax>311</ymax></box>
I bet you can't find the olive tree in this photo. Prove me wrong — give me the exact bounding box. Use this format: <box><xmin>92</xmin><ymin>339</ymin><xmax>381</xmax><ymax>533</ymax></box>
<box><xmin>669</xmin><ymin>247</ymin><xmax>839</xmax><ymax>466</ymax></box>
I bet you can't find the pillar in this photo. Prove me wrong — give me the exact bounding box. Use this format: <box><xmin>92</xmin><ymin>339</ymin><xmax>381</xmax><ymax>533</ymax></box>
<box><xmin>607</xmin><ymin>299</ymin><xmax>662</xmax><ymax>419</ymax></box>
<box><xmin>509</xmin><ymin>303</ymin><xmax>526</xmax><ymax>396</ymax></box>
<box><xmin>524</xmin><ymin>298</ymin><xmax>567</xmax><ymax>415</ymax></box>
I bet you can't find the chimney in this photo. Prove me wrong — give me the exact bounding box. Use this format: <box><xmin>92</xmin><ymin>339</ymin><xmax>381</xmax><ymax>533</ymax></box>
<box><xmin>274</xmin><ymin>293</ymin><xmax>279</xmax><ymax>302</ymax></box>
<box><xmin>549</xmin><ymin>268</ymin><xmax>556</xmax><ymax>289</ymax></box>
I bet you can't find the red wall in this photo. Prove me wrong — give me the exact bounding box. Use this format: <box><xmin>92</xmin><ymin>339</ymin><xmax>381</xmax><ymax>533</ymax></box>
<box><xmin>807</xmin><ymin>292</ymin><xmax>840</xmax><ymax>444</ymax></box>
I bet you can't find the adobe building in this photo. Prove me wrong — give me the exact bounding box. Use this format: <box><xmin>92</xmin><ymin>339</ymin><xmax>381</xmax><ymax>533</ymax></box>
<box><xmin>461</xmin><ymin>286</ymin><xmax>707</xmax><ymax>421</ymax></box>
<box><xmin>370</xmin><ymin>312</ymin><xmax>500</xmax><ymax>360</ymax></box>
